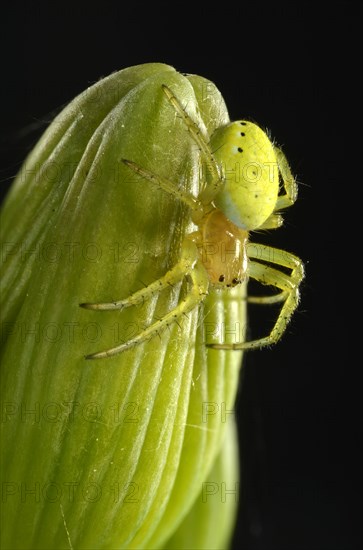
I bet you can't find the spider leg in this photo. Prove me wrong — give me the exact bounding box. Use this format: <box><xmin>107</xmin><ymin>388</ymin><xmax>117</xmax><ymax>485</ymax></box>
<box><xmin>273</xmin><ymin>145</ymin><xmax>298</xmax><ymax>211</ymax></box>
<box><xmin>257</xmin><ymin>148</ymin><xmax>298</xmax><ymax>228</ymax></box>
<box><xmin>162</xmin><ymin>85</ymin><xmax>225</xmax><ymax>205</ymax></box>
<box><xmin>208</xmin><ymin>243</ymin><xmax>304</xmax><ymax>350</ymax></box>
<box><xmin>84</xmin><ymin>256</ymin><xmax>209</xmax><ymax>359</ymax></box>
<box><xmin>258</xmin><ymin>213</ymin><xmax>284</xmax><ymax>230</ymax></box>
<box><xmin>121</xmin><ymin>159</ymin><xmax>203</xmax><ymax>213</ymax></box>
<box><xmin>80</xmin><ymin>239</ymin><xmax>198</xmax><ymax>312</ymax></box>
<box><xmin>247</xmin><ymin>292</ymin><xmax>288</xmax><ymax>304</ymax></box>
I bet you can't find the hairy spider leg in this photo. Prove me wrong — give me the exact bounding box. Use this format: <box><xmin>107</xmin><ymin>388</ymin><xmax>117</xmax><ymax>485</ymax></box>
<box><xmin>121</xmin><ymin>159</ymin><xmax>204</xmax><ymax>219</ymax></box>
<box><xmin>80</xmin><ymin>238</ymin><xmax>199</xmax><ymax>311</ymax></box>
<box><xmin>273</xmin><ymin>145</ymin><xmax>298</xmax><ymax>210</ymax></box>
<box><xmin>123</xmin><ymin>86</ymin><xmax>230</xmax><ymax>216</ymax></box>
<box><xmin>209</xmin><ymin>243</ymin><xmax>304</xmax><ymax>350</ymax></box>
<box><xmin>84</xmin><ymin>244</ymin><xmax>208</xmax><ymax>359</ymax></box>
<box><xmin>258</xmin><ymin>146</ymin><xmax>298</xmax><ymax>230</ymax></box>
<box><xmin>162</xmin><ymin>85</ymin><xmax>225</xmax><ymax>205</ymax></box>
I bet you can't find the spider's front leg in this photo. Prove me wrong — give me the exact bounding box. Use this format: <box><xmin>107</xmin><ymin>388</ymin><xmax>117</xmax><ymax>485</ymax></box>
<box><xmin>209</xmin><ymin>243</ymin><xmax>304</xmax><ymax>350</ymax></box>
<box><xmin>80</xmin><ymin>239</ymin><xmax>209</xmax><ymax>359</ymax></box>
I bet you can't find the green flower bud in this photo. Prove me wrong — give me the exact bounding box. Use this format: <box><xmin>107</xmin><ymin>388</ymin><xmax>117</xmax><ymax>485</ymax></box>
<box><xmin>1</xmin><ymin>63</ymin><xmax>245</xmax><ymax>549</ymax></box>
<box><xmin>162</xmin><ymin>418</ymin><xmax>240</xmax><ymax>550</ymax></box>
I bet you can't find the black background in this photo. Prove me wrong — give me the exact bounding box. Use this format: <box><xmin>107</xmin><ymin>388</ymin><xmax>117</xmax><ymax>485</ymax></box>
<box><xmin>1</xmin><ymin>4</ymin><xmax>362</xmax><ymax>549</ymax></box>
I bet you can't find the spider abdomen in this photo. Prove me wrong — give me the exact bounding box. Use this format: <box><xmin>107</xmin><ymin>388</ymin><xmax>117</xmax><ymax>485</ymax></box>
<box><xmin>211</xmin><ymin>121</ymin><xmax>279</xmax><ymax>230</ymax></box>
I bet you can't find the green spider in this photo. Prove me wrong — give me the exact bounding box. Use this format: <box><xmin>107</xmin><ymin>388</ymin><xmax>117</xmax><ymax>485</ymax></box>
<box><xmin>80</xmin><ymin>85</ymin><xmax>304</xmax><ymax>359</ymax></box>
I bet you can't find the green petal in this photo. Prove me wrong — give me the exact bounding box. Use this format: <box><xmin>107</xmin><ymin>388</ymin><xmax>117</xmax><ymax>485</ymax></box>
<box><xmin>161</xmin><ymin>417</ymin><xmax>240</xmax><ymax>550</ymax></box>
<box><xmin>1</xmin><ymin>63</ymin><xmax>245</xmax><ymax>549</ymax></box>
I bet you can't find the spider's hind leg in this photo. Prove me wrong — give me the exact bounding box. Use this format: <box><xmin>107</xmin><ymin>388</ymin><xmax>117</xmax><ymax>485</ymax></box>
<box><xmin>162</xmin><ymin>85</ymin><xmax>225</xmax><ymax>205</ymax></box>
<box><xmin>121</xmin><ymin>158</ymin><xmax>202</xmax><ymax>213</ymax></box>
<box><xmin>274</xmin><ymin>145</ymin><xmax>298</xmax><ymax>211</ymax></box>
